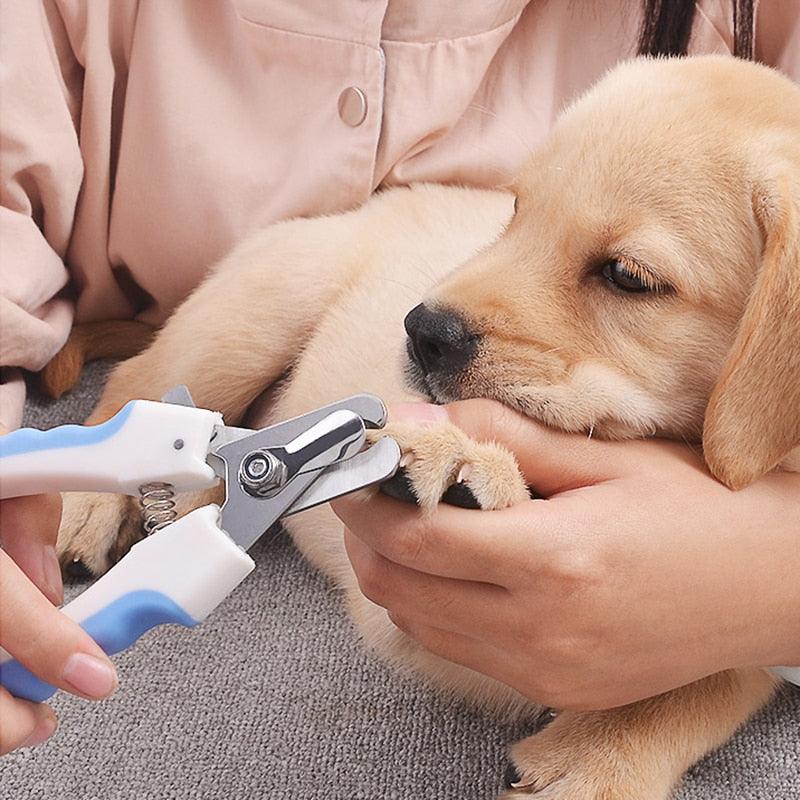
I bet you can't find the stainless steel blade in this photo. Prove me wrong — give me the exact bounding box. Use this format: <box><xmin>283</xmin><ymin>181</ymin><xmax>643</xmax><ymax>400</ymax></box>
<box><xmin>160</xmin><ymin>385</ymin><xmax>196</xmax><ymax>407</ymax></box>
<box><xmin>209</xmin><ymin>394</ymin><xmax>388</xmax><ymax>464</ymax></box>
<box><xmin>269</xmin><ymin>410</ymin><xmax>365</xmax><ymax>479</ymax></box>
<box><xmin>211</xmin><ymin>393</ymin><xmax>392</xmax><ymax>551</ymax></box>
<box><xmin>283</xmin><ymin>436</ymin><xmax>401</xmax><ymax>516</ymax></box>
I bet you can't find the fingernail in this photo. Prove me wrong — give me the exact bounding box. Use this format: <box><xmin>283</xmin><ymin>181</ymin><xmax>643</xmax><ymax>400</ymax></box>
<box><xmin>390</xmin><ymin>403</ymin><xmax>448</xmax><ymax>425</ymax></box>
<box><xmin>41</xmin><ymin>546</ymin><xmax>63</xmax><ymax>605</ymax></box>
<box><xmin>20</xmin><ymin>711</ymin><xmax>57</xmax><ymax>748</ymax></box>
<box><xmin>62</xmin><ymin>653</ymin><xmax>118</xmax><ymax>699</ymax></box>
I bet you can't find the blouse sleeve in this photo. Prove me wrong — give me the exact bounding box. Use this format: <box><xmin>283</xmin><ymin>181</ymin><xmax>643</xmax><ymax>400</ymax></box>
<box><xmin>0</xmin><ymin>0</ymin><xmax>84</xmax><ymax>428</ymax></box>
<box><xmin>755</xmin><ymin>0</ymin><xmax>800</xmax><ymax>83</ymax></box>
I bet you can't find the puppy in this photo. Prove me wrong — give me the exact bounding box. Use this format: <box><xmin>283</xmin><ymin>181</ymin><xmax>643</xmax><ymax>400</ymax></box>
<box><xmin>54</xmin><ymin>56</ymin><xmax>799</xmax><ymax>799</ymax></box>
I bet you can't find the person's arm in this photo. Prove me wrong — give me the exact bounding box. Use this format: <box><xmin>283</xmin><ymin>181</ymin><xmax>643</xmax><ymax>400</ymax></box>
<box><xmin>333</xmin><ymin>400</ymin><xmax>800</xmax><ymax>710</ymax></box>
<box><xmin>0</xmin><ymin>0</ymin><xmax>84</xmax><ymax>429</ymax></box>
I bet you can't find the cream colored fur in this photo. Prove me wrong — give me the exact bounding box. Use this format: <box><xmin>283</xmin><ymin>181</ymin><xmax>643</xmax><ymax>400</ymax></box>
<box><xmin>54</xmin><ymin>57</ymin><xmax>799</xmax><ymax>799</ymax></box>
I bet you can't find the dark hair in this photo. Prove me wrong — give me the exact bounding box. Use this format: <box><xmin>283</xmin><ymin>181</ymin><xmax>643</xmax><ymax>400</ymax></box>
<box><xmin>638</xmin><ymin>0</ymin><xmax>755</xmax><ymax>59</ymax></box>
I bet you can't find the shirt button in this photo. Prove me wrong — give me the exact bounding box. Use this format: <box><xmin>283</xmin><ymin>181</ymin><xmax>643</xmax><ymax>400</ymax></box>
<box><xmin>338</xmin><ymin>87</ymin><xmax>367</xmax><ymax>127</ymax></box>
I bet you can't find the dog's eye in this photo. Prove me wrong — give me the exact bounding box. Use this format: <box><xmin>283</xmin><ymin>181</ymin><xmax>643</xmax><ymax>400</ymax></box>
<box><xmin>601</xmin><ymin>260</ymin><xmax>652</xmax><ymax>293</ymax></box>
<box><xmin>513</xmin><ymin>196</ymin><xmax>519</xmax><ymax>214</ymax></box>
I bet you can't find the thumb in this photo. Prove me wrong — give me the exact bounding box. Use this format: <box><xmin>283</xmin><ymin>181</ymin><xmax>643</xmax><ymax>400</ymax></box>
<box><xmin>389</xmin><ymin>399</ymin><xmax>631</xmax><ymax>496</ymax></box>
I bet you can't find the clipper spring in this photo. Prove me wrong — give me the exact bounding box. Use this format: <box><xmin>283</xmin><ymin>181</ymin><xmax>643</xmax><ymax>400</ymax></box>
<box><xmin>139</xmin><ymin>481</ymin><xmax>177</xmax><ymax>534</ymax></box>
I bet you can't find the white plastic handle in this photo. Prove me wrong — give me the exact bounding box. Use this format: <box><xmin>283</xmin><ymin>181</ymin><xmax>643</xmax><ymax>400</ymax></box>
<box><xmin>0</xmin><ymin>400</ymin><xmax>223</xmax><ymax>498</ymax></box>
<box><xmin>0</xmin><ymin>505</ymin><xmax>254</xmax><ymax>702</ymax></box>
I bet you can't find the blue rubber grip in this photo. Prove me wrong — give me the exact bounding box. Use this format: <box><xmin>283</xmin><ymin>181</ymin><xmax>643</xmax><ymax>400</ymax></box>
<box><xmin>0</xmin><ymin>590</ymin><xmax>197</xmax><ymax>703</ymax></box>
<box><xmin>0</xmin><ymin>402</ymin><xmax>134</xmax><ymax>457</ymax></box>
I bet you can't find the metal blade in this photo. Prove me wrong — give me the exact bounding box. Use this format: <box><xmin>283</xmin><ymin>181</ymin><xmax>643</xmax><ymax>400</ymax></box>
<box><xmin>222</xmin><ymin>465</ymin><xmax>327</xmax><ymax>552</ymax></box>
<box><xmin>218</xmin><ymin>413</ymin><xmax>365</xmax><ymax>551</ymax></box>
<box><xmin>269</xmin><ymin>410</ymin><xmax>366</xmax><ymax>480</ymax></box>
<box><xmin>208</xmin><ymin>394</ymin><xmax>388</xmax><ymax>465</ymax></box>
<box><xmin>160</xmin><ymin>385</ymin><xmax>196</xmax><ymax>407</ymax></box>
<box><xmin>210</xmin><ymin>393</ymin><xmax>394</xmax><ymax>552</ymax></box>
<box><xmin>283</xmin><ymin>436</ymin><xmax>401</xmax><ymax>516</ymax></box>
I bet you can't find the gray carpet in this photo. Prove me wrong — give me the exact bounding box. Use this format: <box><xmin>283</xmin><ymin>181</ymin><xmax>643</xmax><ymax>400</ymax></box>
<box><xmin>2</xmin><ymin>361</ymin><xmax>798</xmax><ymax>800</ymax></box>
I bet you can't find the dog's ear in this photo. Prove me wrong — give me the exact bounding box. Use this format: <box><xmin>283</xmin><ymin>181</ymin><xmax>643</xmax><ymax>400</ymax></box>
<box><xmin>703</xmin><ymin>171</ymin><xmax>800</xmax><ymax>489</ymax></box>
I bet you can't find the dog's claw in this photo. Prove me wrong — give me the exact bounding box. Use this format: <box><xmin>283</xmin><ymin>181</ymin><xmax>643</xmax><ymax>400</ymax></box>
<box><xmin>65</xmin><ymin>557</ymin><xmax>93</xmax><ymax>580</ymax></box>
<box><xmin>504</xmin><ymin>762</ymin><xmax>522</xmax><ymax>789</ymax></box>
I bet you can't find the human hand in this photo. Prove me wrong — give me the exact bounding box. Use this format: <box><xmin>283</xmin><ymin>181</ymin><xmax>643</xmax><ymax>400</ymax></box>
<box><xmin>0</xmin><ymin>426</ymin><xmax>118</xmax><ymax>755</ymax></box>
<box><xmin>333</xmin><ymin>399</ymin><xmax>800</xmax><ymax>710</ymax></box>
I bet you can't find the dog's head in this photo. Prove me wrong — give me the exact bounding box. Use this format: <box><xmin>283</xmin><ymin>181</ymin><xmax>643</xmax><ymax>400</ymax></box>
<box><xmin>405</xmin><ymin>57</ymin><xmax>800</xmax><ymax>489</ymax></box>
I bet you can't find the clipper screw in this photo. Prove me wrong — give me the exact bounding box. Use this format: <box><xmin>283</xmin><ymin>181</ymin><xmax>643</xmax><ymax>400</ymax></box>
<box><xmin>239</xmin><ymin>450</ymin><xmax>287</xmax><ymax>497</ymax></box>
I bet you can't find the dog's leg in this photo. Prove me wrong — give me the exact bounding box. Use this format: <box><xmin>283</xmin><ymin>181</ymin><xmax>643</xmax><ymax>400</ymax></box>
<box><xmin>89</xmin><ymin>219</ymin><xmax>365</xmax><ymax>425</ymax></box>
<box><xmin>501</xmin><ymin>669</ymin><xmax>778</xmax><ymax>800</ymax></box>
<box><xmin>58</xmin><ymin>216</ymin><xmax>363</xmax><ymax>574</ymax></box>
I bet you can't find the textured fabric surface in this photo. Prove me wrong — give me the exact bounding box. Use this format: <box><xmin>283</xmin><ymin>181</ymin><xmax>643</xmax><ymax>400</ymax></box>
<box><xmin>2</xmin><ymin>362</ymin><xmax>798</xmax><ymax>799</ymax></box>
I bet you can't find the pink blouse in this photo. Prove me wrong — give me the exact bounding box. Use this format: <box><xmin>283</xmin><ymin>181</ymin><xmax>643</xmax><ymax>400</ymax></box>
<box><xmin>1</xmin><ymin>0</ymin><xmax>797</xmax><ymax>427</ymax></box>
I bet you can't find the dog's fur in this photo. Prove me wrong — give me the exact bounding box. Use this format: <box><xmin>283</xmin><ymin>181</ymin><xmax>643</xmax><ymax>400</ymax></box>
<box><xmin>53</xmin><ymin>57</ymin><xmax>800</xmax><ymax>799</ymax></box>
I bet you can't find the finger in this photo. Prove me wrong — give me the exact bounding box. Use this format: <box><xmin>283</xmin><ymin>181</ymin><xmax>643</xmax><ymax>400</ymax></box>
<box><xmin>333</xmin><ymin>487</ymin><xmax>550</xmax><ymax>584</ymax></box>
<box><xmin>0</xmin><ymin>551</ymin><xmax>118</xmax><ymax>700</ymax></box>
<box><xmin>0</xmin><ymin>492</ymin><xmax>63</xmax><ymax>605</ymax></box>
<box><xmin>392</xmin><ymin>399</ymin><xmax>632</xmax><ymax>496</ymax></box>
<box><xmin>0</xmin><ymin>422</ymin><xmax>63</xmax><ymax>606</ymax></box>
<box><xmin>344</xmin><ymin>529</ymin><xmax>508</xmax><ymax>637</ymax></box>
<box><xmin>0</xmin><ymin>688</ymin><xmax>58</xmax><ymax>755</ymax></box>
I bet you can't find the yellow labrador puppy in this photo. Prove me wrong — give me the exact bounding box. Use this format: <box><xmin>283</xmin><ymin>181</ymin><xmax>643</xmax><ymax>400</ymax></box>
<box><xmin>53</xmin><ymin>56</ymin><xmax>799</xmax><ymax>799</ymax></box>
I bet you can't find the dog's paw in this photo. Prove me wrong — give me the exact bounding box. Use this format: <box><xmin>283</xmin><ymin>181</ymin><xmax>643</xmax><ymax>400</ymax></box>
<box><xmin>57</xmin><ymin>491</ymin><xmax>144</xmax><ymax>576</ymax></box>
<box><xmin>499</xmin><ymin>711</ymin><xmax>669</xmax><ymax>800</ymax></box>
<box><xmin>372</xmin><ymin>421</ymin><xmax>529</xmax><ymax>512</ymax></box>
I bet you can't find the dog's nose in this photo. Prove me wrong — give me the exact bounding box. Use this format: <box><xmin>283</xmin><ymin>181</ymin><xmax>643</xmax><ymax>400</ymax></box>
<box><xmin>404</xmin><ymin>303</ymin><xmax>478</xmax><ymax>375</ymax></box>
